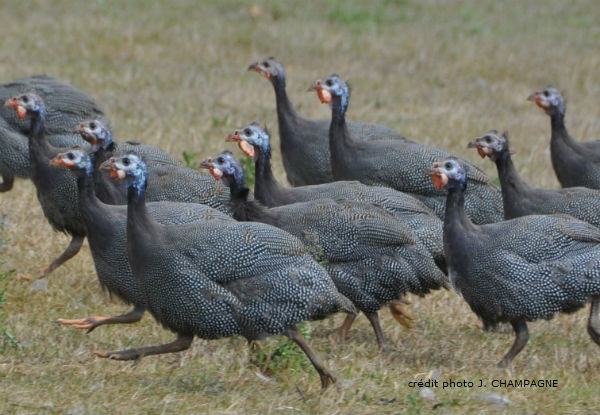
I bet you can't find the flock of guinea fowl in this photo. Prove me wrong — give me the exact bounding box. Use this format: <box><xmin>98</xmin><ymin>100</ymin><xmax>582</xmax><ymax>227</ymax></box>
<box><xmin>1</xmin><ymin>56</ymin><xmax>599</xmax><ymax>389</ymax></box>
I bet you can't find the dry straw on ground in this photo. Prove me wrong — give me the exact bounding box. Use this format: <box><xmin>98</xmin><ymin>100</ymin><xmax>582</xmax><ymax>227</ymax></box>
<box><xmin>1</xmin><ymin>1</ymin><xmax>599</xmax><ymax>414</ymax></box>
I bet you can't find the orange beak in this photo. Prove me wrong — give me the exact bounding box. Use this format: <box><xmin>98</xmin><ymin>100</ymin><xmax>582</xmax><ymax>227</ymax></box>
<box><xmin>248</xmin><ymin>62</ymin><xmax>270</xmax><ymax>79</ymax></box>
<box><xmin>467</xmin><ymin>139</ymin><xmax>491</xmax><ymax>159</ymax></box>
<box><xmin>226</xmin><ymin>131</ymin><xmax>241</xmax><ymax>142</ymax></box>
<box><xmin>72</xmin><ymin>123</ymin><xmax>85</xmax><ymax>134</ymax></box>
<box><xmin>199</xmin><ymin>158</ymin><xmax>223</xmax><ymax>180</ymax></box>
<box><xmin>425</xmin><ymin>165</ymin><xmax>449</xmax><ymax>190</ymax></box>
<box><xmin>308</xmin><ymin>80</ymin><xmax>332</xmax><ymax>104</ymax></box>
<box><xmin>4</xmin><ymin>98</ymin><xmax>27</xmax><ymax>119</ymax></box>
<box><xmin>527</xmin><ymin>92</ymin><xmax>538</xmax><ymax>102</ymax></box>
<box><xmin>227</xmin><ymin>131</ymin><xmax>256</xmax><ymax>158</ymax></box>
<box><xmin>49</xmin><ymin>157</ymin><xmax>65</xmax><ymax>167</ymax></box>
<box><xmin>100</xmin><ymin>159</ymin><xmax>124</xmax><ymax>180</ymax></box>
<box><xmin>527</xmin><ymin>91</ymin><xmax>549</xmax><ymax>109</ymax></box>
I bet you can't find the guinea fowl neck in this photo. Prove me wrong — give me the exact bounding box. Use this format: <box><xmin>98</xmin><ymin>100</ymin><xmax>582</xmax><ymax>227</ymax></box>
<box><xmin>550</xmin><ymin>112</ymin><xmax>575</xmax><ymax>147</ymax></box>
<box><xmin>328</xmin><ymin>95</ymin><xmax>354</xmax><ymax>176</ymax></box>
<box><xmin>443</xmin><ymin>182</ymin><xmax>477</xmax><ymax>238</ymax></box>
<box><xmin>91</xmin><ymin>143</ymin><xmax>116</xmax><ymax>168</ymax></box>
<box><xmin>272</xmin><ymin>75</ymin><xmax>298</xmax><ymax>123</ymax></box>
<box><xmin>126</xmin><ymin>179</ymin><xmax>156</xmax><ymax>237</ymax></box>
<box><xmin>228</xmin><ymin>174</ymin><xmax>277</xmax><ymax>225</ymax></box>
<box><xmin>253</xmin><ymin>145</ymin><xmax>289</xmax><ymax>206</ymax></box>
<box><xmin>27</xmin><ymin>108</ymin><xmax>54</xmax><ymax>161</ymax></box>
<box><xmin>493</xmin><ymin>148</ymin><xmax>533</xmax><ymax>219</ymax></box>
<box><xmin>76</xmin><ymin>167</ymin><xmax>101</xmax><ymax>214</ymax></box>
<box><xmin>30</xmin><ymin>108</ymin><xmax>46</xmax><ymax>138</ymax></box>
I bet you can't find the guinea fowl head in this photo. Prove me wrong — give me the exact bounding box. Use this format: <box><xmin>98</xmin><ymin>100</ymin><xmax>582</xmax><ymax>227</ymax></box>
<box><xmin>425</xmin><ymin>159</ymin><xmax>467</xmax><ymax>191</ymax></box>
<box><xmin>73</xmin><ymin>119</ymin><xmax>113</xmax><ymax>152</ymax></box>
<box><xmin>4</xmin><ymin>92</ymin><xmax>46</xmax><ymax>119</ymax></box>
<box><xmin>247</xmin><ymin>57</ymin><xmax>284</xmax><ymax>83</ymax></box>
<box><xmin>226</xmin><ymin>121</ymin><xmax>270</xmax><ymax>159</ymax></box>
<box><xmin>49</xmin><ymin>148</ymin><xmax>93</xmax><ymax>175</ymax></box>
<box><xmin>309</xmin><ymin>74</ymin><xmax>350</xmax><ymax>114</ymax></box>
<box><xmin>100</xmin><ymin>154</ymin><xmax>147</xmax><ymax>192</ymax></box>
<box><xmin>467</xmin><ymin>130</ymin><xmax>508</xmax><ymax>161</ymax></box>
<box><xmin>199</xmin><ymin>150</ymin><xmax>245</xmax><ymax>189</ymax></box>
<box><xmin>528</xmin><ymin>87</ymin><xmax>565</xmax><ymax>117</ymax></box>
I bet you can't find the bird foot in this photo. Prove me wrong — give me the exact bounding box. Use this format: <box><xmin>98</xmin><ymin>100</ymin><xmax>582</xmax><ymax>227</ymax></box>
<box><xmin>319</xmin><ymin>371</ymin><xmax>336</xmax><ymax>390</ymax></box>
<box><xmin>248</xmin><ymin>340</ymin><xmax>262</xmax><ymax>351</ymax></box>
<box><xmin>15</xmin><ymin>273</ymin><xmax>33</xmax><ymax>282</ymax></box>
<box><xmin>94</xmin><ymin>349</ymin><xmax>141</xmax><ymax>361</ymax></box>
<box><xmin>389</xmin><ymin>302</ymin><xmax>414</xmax><ymax>330</ymax></box>
<box><xmin>379</xmin><ymin>341</ymin><xmax>394</xmax><ymax>353</ymax></box>
<box><xmin>58</xmin><ymin>316</ymin><xmax>110</xmax><ymax>332</ymax></box>
<box><xmin>39</xmin><ymin>264</ymin><xmax>54</xmax><ymax>279</ymax></box>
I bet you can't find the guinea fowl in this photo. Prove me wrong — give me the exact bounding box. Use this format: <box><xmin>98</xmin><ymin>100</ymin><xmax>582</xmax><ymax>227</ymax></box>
<box><xmin>528</xmin><ymin>87</ymin><xmax>600</xmax><ymax>189</ymax></box>
<box><xmin>0</xmin><ymin>74</ymin><xmax>107</xmax><ymax>191</ymax></box>
<box><xmin>72</xmin><ymin>118</ymin><xmax>232</xmax><ymax>212</ymax></box>
<box><xmin>49</xmin><ymin>148</ymin><xmax>233</xmax><ymax>332</ymax></box>
<box><xmin>468</xmin><ymin>130</ymin><xmax>600</xmax><ymax>227</ymax></box>
<box><xmin>99</xmin><ymin>154</ymin><xmax>354</xmax><ymax>389</ymax></box>
<box><xmin>427</xmin><ymin>158</ymin><xmax>600</xmax><ymax>367</ymax></box>
<box><xmin>226</xmin><ymin>121</ymin><xmax>446</xmax><ymax>273</ymax></box>
<box><xmin>310</xmin><ymin>74</ymin><xmax>503</xmax><ymax>224</ymax></box>
<box><xmin>248</xmin><ymin>57</ymin><xmax>405</xmax><ymax>186</ymax></box>
<box><xmin>4</xmin><ymin>92</ymin><xmax>232</xmax><ymax>276</ymax></box>
<box><xmin>4</xmin><ymin>92</ymin><xmax>87</xmax><ymax>277</ymax></box>
<box><xmin>200</xmin><ymin>151</ymin><xmax>448</xmax><ymax>349</ymax></box>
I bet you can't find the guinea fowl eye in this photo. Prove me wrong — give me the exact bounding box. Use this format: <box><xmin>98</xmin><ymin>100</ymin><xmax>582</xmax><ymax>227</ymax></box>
<box><xmin>89</xmin><ymin>122</ymin><xmax>96</xmax><ymax>129</ymax></box>
<box><xmin>485</xmin><ymin>136</ymin><xmax>492</xmax><ymax>142</ymax></box>
<box><xmin>445</xmin><ymin>162</ymin><xmax>452</xmax><ymax>169</ymax></box>
<box><xmin>263</xmin><ymin>61</ymin><xmax>270</xmax><ymax>67</ymax></box>
<box><xmin>22</xmin><ymin>95</ymin><xmax>29</xmax><ymax>103</ymax></box>
<box><xmin>122</xmin><ymin>157</ymin><xmax>130</xmax><ymax>166</ymax></box>
<box><xmin>543</xmin><ymin>90</ymin><xmax>550</xmax><ymax>97</ymax></box>
<box><xmin>244</xmin><ymin>128</ymin><xmax>252</xmax><ymax>135</ymax></box>
<box><xmin>217</xmin><ymin>157</ymin><xmax>225</xmax><ymax>164</ymax></box>
<box><xmin>67</xmin><ymin>153</ymin><xmax>75</xmax><ymax>160</ymax></box>
<box><xmin>325</xmin><ymin>79</ymin><xmax>333</xmax><ymax>87</ymax></box>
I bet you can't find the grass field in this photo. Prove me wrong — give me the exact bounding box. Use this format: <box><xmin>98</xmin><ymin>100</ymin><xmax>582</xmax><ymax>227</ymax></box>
<box><xmin>1</xmin><ymin>1</ymin><xmax>600</xmax><ymax>413</ymax></box>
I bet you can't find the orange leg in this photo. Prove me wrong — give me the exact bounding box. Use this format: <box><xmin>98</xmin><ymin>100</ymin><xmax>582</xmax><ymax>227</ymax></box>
<box><xmin>59</xmin><ymin>306</ymin><xmax>144</xmax><ymax>333</ymax></box>
<box><xmin>389</xmin><ymin>299</ymin><xmax>414</xmax><ymax>329</ymax></box>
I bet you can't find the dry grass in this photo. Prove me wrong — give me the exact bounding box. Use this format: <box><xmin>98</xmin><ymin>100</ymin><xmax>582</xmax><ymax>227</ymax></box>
<box><xmin>1</xmin><ymin>0</ymin><xmax>599</xmax><ymax>413</ymax></box>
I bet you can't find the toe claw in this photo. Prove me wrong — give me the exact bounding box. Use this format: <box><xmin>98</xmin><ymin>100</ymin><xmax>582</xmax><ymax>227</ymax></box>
<box><xmin>321</xmin><ymin>374</ymin><xmax>336</xmax><ymax>390</ymax></box>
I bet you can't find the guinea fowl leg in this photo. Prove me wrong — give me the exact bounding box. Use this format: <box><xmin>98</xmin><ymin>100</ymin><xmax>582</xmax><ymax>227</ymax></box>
<box><xmin>389</xmin><ymin>299</ymin><xmax>414</xmax><ymax>329</ymax></box>
<box><xmin>58</xmin><ymin>306</ymin><xmax>145</xmax><ymax>333</ymax></box>
<box><xmin>498</xmin><ymin>321</ymin><xmax>529</xmax><ymax>368</ymax></box>
<box><xmin>285</xmin><ymin>325</ymin><xmax>335</xmax><ymax>389</ymax></box>
<box><xmin>94</xmin><ymin>334</ymin><xmax>193</xmax><ymax>361</ymax></box>
<box><xmin>0</xmin><ymin>174</ymin><xmax>14</xmax><ymax>192</ymax></box>
<box><xmin>365</xmin><ymin>312</ymin><xmax>387</xmax><ymax>350</ymax></box>
<box><xmin>587</xmin><ymin>296</ymin><xmax>600</xmax><ymax>346</ymax></box>
<box><xmin>336</xmin><ymin>314</ymin><xmax>356</xmax><ymax>342</ymax></box>
<box><xmin>41</xmin><ymin>234</ymin><xmax>85</xmax><ymax>277</ymax></box>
